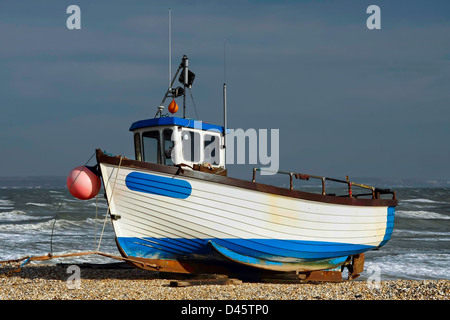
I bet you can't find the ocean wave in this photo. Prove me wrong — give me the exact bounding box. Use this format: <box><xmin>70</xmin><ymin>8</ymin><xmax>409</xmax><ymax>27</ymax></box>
<box><xmin>88</xmin><ymin>202</ymin><xmax>109</xmax><ymax>209</ymax></box>
<box><xmin>392</xmin><ymin>228</ymin><xmax>450</xmax><ymax>241</ymax></box>
<box><xmin>26</xmin><ymin>202</ymin><xmax>53</xmax><ymax>207</ymax></box>
<box><xmin>401</xmin><ymin>237</ymin><xmax>450</xmax><ymax>242</ymax></box>
<box><xmin>394</xmin><ymin>229</ymin><xmax>450</xmax><ymax>237</ymax></box>
<box><xmin>364</xmin><ymin>252</ymin><xmax>450</xmax><ymax>280</ymax></box>
<box><xmin>0</xmin><ymin>199</ymin><xmax>13</xmax><ymax>206</ymax></box>
<box><xmin>401</xmin><ymin>198</ymin><xmax>447</xmax><ymax>204</ymax></box>
<box><xmin>396</xmin><ymin>210</ymin><xmax>450</xmax><ymax>220</ymax></box>
<box><xmin>0</xmin><ymin>218</ymin><xmax>55</xmax><ymax>233</ymax></box>
<box><xmin>0</xmin><ymin>210</ymin><xmax>33</xmax><ymax>221</ymax></box>
<box><xmin>0</xmin><ymin>216</ymin><xmax>114</xmax><ymax>234</ymax></box>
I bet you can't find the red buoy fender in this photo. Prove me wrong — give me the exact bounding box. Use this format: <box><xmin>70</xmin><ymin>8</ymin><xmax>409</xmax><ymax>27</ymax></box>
<box><xmin>67</xmin><ymin>166</ymin><xmax>101</xmax><ymax>200</ymax></box>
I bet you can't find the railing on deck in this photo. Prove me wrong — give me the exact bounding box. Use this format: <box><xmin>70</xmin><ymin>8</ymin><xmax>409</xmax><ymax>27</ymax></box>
<box><xmin>252</xmin><ymin>168</ymin><xmax>396</xmax><ymax>200</ymax></box>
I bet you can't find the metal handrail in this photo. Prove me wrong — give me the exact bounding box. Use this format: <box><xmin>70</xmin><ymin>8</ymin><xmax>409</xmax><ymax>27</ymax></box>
<box><xmin>252</xmin><ymin>168</ymin><xmax>396</xmax><ymax>200</ymax></box>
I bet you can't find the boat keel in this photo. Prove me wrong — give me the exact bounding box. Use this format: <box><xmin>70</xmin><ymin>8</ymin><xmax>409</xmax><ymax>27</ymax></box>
<box><xmin>115</xmin><ymin>240</ymin><xmax>366</xmax><ymax>282</ymax></box>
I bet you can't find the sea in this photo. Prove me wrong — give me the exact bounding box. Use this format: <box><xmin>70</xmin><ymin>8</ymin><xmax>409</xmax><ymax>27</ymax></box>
<box><xmin>0</xmin><ymin>176</ymin><xmax>449</xmax><ymax>281</ymax></box>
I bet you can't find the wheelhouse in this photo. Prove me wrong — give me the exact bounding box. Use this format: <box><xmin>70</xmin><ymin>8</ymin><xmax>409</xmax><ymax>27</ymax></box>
<box><xmin>130</xmin><ymin>117</ymin><xmax>226</xmax><ymax>171</ymax></box>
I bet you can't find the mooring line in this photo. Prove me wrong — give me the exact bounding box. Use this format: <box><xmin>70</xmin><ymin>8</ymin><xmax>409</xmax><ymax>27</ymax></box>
<box><xmin>50</xmin><ymin>151</ymin><xmax>97</xmax><ymax>255</ymax></box>
<box><xmin>0</xmin><ymin>251</ymin><xmax>160</xmax><ymax>275</ymax></box>
<box><xmin>0</xmin><ymin>153</ymin><xmax>157</xmax><ymax>277</ymax></box>
<box><xmin>96</xmin><ymin>156</ymin><xmax>122</xmax><ymax>252</ymax></box>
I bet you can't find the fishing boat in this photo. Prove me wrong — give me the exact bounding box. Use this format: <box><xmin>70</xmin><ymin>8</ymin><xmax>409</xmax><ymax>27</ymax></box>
<box><xmin>68</xmin><ymin>55</ymin><xmax>397</xmax><ymax>281</ymax></box>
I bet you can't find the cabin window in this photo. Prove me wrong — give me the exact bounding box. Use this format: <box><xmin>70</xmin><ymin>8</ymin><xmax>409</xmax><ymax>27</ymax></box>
<box><xmin>181</xmin><ymin>130</ymin><xmax>201</xmax><ymax>163</ymax></box>
<box><xmin>142</xmin><ymin>130</ymin><xmax>161</xmax><ymax>164</ymax></box>
<box><xmin>163</xmin><ymin>129</ymin><xmax>174</xmax><ymax>165</ymax></box>
<box><xmin>134</xmin><ymin>133</ymin><xmax>142</xmax><ymax>161</ymax></box>
<box><xmin>204</xmin><ymin>134</ymin><xmax>220</xmax><ymax>165</ymax></box>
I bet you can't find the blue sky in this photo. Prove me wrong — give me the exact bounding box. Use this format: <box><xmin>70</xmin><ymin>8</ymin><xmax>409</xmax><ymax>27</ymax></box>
<box><xmin>1</xmin><ymin>0</ymin><xmax>449</xmax><ymax>180</ymax></box>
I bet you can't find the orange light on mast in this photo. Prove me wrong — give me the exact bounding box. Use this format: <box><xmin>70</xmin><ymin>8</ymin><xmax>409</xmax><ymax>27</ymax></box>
<box><xmin>168</xmin><ymin>99</ymin><xmax>178</xmax><ymax>114</ymax></box>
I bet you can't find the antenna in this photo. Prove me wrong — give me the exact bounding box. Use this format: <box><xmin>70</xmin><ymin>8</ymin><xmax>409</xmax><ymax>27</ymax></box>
<box><xmin>223</xmin><ymin>40</ymin><xmax>227</xmax><ymax>167</ymax></box>
<box><xmin>155</xmin><ymin>8</ymin><xmax>173</xmax><ymax>118</ymax></box>
<box><xmin>168</xmin><ymin>8</ymin><xmax>172</xmax><ymax>89</ymax></box>
<box><xmin>223</xmin><ymin>40</ymin><xmax>226</xmax><ymax>83</ymax></box>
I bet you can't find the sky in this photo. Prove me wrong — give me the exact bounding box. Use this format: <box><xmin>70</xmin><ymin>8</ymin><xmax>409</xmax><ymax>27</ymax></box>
<box><xmin>0</xmin><ymin>0</ymin><xmax>449</xmax><ymax>181</ymax></box>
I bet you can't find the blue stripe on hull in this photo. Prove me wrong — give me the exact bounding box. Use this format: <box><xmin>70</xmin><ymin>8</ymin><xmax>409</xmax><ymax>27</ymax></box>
<box><xmin>125</xmin><ymin>172</ymin><xmax>192</xmax><ymax>199</ymax></box>
<box><xmin>117</xmin><ymin>237</ymin><xmax>378</xmax><ymax>262</ymax></box>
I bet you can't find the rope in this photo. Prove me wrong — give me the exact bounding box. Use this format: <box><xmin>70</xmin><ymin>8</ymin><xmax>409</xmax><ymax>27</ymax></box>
<box><xmin>0</xmin><ymin>251</ymin><xmax>160</xmax><ymax>276</ymax></box>
<box><xmin>188</xmin><ymin>87</ymin><xmax>199</xmax><ymax>119</ymax></box>
<box><xmin>94</xmin><ymin>192</ymin><xmax>99</xmax><ymax>250</ymax></box>
<box><xmin>50</xmin><ymin>202</ymin><xmax>63</xmax><ymax>254</ymax></box>
<box><xmin>50</xmin><ymin>151</ymin><xmax>96</xmax><ymax>255</ymax></box>
<box><xmin>96</xmin><ymin>156</ymin><xmax>123</xmax><ymax>251</ymax></box>
<box><xmin>0</xmin><ymin>154</ymin><xmax>161</xmax><ymax>277</ymax></box>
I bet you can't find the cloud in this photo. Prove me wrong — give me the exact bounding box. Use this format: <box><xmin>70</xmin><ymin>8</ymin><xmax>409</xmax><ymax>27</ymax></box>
<box><xmin>0</xmin><ymin>1</ymin><xmax>449</xmax><ymax>179</ymax></box>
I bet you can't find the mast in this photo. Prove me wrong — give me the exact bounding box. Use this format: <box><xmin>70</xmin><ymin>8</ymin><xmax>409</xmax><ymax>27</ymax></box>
<box><xmin>182</xmin><ymin>55</ymin><xmax>189</xmax><ymax>118</ymax></box>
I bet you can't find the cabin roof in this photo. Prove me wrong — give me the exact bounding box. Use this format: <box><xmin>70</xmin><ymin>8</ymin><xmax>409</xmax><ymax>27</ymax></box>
<box><xmin>129</xmin><ymin>117</ymin><xmax>224</xmax><ymax>133</ymax></box>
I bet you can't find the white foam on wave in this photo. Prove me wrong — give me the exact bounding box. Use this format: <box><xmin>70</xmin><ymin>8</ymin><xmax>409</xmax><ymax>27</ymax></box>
<box><xmin>88</xmin><ymin>202</ymin><xmax>109</xmax><ymax>209</ymax></box>
<box><xmin>404</xmin><ymin>237</ymin><xmax>450</xmax><ymax>242</ymax></box>
<box><xmin>26</xmin><ymin>202</ymin><xmax>53</xmax><ymax>207</ymax></box>
<box><xmin>393</xmin><ymin>230</ymin><xmax>450</xmax><ymax>241</ymax></box>
<box><xmin>0</xmin><ymin>199</ymin><xmax>13</xmax><ymax>206</ymax></box>
<box><xmin>401</xmin><ymin>198</ymin><xmax>447</xmax><ymax>204</ymax></box>
<box><xmin>0</xmin><ymin>210</ymin><xmax>32</xmax><ymax>221</ymax></box>
<box><xmin>364</xmin><ymin>252</ymin><xmax>450</xmax><ymax>280</ymax></box>
<box><xmin>0</xmin><ymin>218</ymin><xmax>54</xmax><ymax>233</ymax></box>
<box><xmin>0</xmin><ymin>215</ymin><xmax>114</xmax><ymax>234</ymax></box>
<box><xmin>396</xmin><ymin>210</ymin><xmax>450</xmax><ymax>220</ymax></box>
<box><xmin>394</xmin><ymin>229</ymin><xmax>450</xmax><ymax>237</ymax></box>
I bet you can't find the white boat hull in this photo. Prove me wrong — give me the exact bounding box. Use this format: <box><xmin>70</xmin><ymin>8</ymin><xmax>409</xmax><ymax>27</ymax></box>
<box><xmin>98</xmin><ymin>156</ymin><xmax>395</xmax><ymax>273</ymax></box>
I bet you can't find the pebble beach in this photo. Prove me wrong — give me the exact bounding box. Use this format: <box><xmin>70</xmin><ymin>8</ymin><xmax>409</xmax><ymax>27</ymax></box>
<box><xmin>1</xmin><ymin>263</ymin><xmax>449</xmax><ymax>300</ymax></box>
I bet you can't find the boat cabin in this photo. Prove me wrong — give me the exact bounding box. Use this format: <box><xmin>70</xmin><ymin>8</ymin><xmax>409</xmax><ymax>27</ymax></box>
<box><xmin>130</xmin><ymin>117</ymin><xmax>226</xmax><ymax>174</ymax></box>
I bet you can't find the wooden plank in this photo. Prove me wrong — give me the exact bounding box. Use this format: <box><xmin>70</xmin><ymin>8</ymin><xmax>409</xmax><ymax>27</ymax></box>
<box><xmin>261</xmin><ymin>271</ymin><xmax>343</xmax><ymax>283</ymax></box>
<box><xmin>169</xmin><ymin>278</ymin><xmax>242</xmax><ymax>287</ymax></box>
